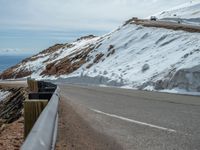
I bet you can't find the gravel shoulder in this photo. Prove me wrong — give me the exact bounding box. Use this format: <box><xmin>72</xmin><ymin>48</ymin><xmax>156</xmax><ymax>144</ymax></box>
<box><xmin>0</xmin><ymin>117</ymin><xmax>24</xmax><ymax>150</ymax></box>
<box><xmin>56</xmin><ymin>97</ymin><xmax>122</xmax><ymax>150</ymax></box>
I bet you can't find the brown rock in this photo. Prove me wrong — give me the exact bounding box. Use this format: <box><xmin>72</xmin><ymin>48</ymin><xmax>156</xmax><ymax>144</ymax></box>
<box><xmin>0</xmin><ymin>124</ymin><xmax>6</xmax><ymax>132</ymax></box>
<box><xmin>93</xmin><ymin>53</ymin><xmax>104</xmax><ymax>63</ymax></box>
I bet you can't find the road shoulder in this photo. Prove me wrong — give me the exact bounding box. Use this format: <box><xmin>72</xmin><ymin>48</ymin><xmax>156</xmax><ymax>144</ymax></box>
<box><xmin>56</xmin><ymin>96</ymin><xmax>122</xmax><ymax>150</ymax></box>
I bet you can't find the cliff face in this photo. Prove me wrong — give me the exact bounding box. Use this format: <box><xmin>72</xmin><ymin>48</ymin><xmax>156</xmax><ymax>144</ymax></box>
<box><xmin>0</xmin><ymin>87</ymin><xmax>26</xmax><ymax>123</ymax></box>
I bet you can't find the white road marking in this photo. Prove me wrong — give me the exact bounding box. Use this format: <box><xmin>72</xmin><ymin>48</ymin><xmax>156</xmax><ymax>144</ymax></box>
<box><xmin>90</xmin><ymin>108</ymin><xmax>177</xmax><ymax>133</ymax></box>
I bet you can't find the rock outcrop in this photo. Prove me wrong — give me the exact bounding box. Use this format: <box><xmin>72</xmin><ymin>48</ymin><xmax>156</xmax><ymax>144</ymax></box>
<box><xmin>0</xmin><ymin>87</ymin><xmax>26</xmax><ymax>123</ymax></box>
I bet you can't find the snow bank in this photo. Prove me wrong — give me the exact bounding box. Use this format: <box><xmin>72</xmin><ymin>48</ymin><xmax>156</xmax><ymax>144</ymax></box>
<box><xmin>160</xmin><ymin>88</ymin><xmax>200</xmax><ymax>96</ymax></box>
<box><xmin>25</xmin><ymin>23</ymin><xmax>200</xmax><ymax>94</ymax></box>
<box><xmin>59</xmin><ymin>24</ymin><xmax>200</xmax><ymax>92</ymax></box>
<box><xmin>156</xmin><ymin>1</ymin><xmax>200</xmax><ymax>26</ymax></box>
<box><xmin>55</xmin><ymin>75</ymin><xmax>124</xmax><ymax>87</ymax></box>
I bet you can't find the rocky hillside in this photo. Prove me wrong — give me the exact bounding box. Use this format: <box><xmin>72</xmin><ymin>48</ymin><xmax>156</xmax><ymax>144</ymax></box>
<box><xmin>0</xmin><ymin>3</ymin><xmax>200</xmax><ymax>93</ymax></box>
<box><xmin>0</xmin><ymin>87</ymin><xmax>26</xmax><ymax>150</ymax></box>
<box><xmin>0</xmin><ymin>87</ymin><xmax>26</xmax><ymax>123</ymax></box>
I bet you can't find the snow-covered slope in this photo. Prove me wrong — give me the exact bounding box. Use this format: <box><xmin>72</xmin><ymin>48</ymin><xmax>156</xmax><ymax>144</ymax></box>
<box><xmin>156</xmin><ymin>1</ymin><xmax>200</xmax><ymax>26</ymax></box>
<box><xmin>1</xmin><ymin>2</ymin><xmax>200</xmax><ymax>93</ymax></box>
<box><xmin>1</xmin><ymin>23</ymin><xmax>200</xmax><ymax>92</ymax></box>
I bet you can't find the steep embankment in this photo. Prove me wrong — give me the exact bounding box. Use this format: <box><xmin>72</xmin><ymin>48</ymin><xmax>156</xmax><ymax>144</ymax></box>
<box><xmin>0</xmin><ymin>86</ymin><xmax>26</xmax><ymax>150</ymax></box>
<box><xmin>0</xmin><ymin>87</ymin><xmax>26</xmax><ymax>123</ymax></box>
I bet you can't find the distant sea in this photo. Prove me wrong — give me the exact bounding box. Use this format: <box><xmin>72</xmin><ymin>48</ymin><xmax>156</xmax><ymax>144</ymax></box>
<box><xmin>0</xmin><ymin>55</ymin><xmax>29</xmax><ymax>73</ymax></box>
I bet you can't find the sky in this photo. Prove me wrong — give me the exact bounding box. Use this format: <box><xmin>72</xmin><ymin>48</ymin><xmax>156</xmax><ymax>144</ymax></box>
<box><xmin>0</xmin><ymin>0</ymin><xmax>189</xmax><ymax>55</ymax></box>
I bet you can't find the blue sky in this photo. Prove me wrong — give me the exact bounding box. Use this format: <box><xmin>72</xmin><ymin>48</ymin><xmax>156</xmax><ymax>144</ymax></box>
<box><xmin>0</xmin><ymin>0</ymin><xmax>188</xmax><ymax>55</ymax></box>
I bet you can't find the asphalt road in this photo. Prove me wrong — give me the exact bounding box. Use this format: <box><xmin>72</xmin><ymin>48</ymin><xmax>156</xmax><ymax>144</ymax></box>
<box><xmin>58</xmin><ymin>84</ymin><xmax>200</xmax><ymax>150</ymax></box>
<box><xmin>132</xmin><ymin>19</ymin><xmax>200</xmax><ymax>33</ymax></box>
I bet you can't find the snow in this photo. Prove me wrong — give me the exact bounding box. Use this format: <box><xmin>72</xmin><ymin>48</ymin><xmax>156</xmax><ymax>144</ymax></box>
<box><xmin>0</xmin><ymin>90</ymin><xmax>10</xmax><ymax>102</ymax></box>
<box><xmin>54</xmin><ymin>38</ymin><xmax>99</xmax><ymax>62</ymax></box>
<box><xmin>7</xmin><ymin>2</ymin><xmax>200</xmax><ymax>95</ymax></box>
<box><xmin>60</xmin><ymin>24</ymin><xmax>200</xmax><ymax>88</ymax></box>
<box><xmin>14</xmin><ymin>22</ymin><xmax>200</xmax><ymax>94</ymax></box>
<box><xmin>155</xmin><ymin>0</ymin><xmax>200</xmax><ymax>26</ymax></box>
<box><xmin>160</xmin><ymin>88</ymin><xmax>200</xmax><ymax>96</ymax></box>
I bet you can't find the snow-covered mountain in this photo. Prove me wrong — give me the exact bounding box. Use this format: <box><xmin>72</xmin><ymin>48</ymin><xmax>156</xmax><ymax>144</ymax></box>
<box><xmin>0</xmin><ymin>3</ymin><xmax>200</xmax><ymax>94</ymax></box>
<box><xmin>156</xmin><ymin>0</ymin><xmax>200</xmax><ymax>26</ymax></box>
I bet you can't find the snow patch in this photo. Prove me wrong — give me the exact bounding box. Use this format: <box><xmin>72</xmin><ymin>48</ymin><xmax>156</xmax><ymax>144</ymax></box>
<box><xmin>160</xmin><ymin>88</ymin><xmax>200</xmax><ymax>96</ymax></box>
<box><xmin>155</xmin><ymin>1</ymin><xmax>200</xmax><ymax>26</ymax></box>
<box><xmin>0</xmin><ymin>90</ymin><xmax>11</xmax><ymax>101</ymax></box>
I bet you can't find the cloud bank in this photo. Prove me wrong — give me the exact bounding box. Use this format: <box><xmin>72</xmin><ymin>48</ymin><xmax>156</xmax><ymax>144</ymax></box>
<box><xmin>0</xmin><ymin>0</ymin><xmax>189</xmax><ymax>54</ymax></box>
<box><xmin>0</xmin><ymin>0</ymin><xmax>188</xmax><ymax>31</ymax></box>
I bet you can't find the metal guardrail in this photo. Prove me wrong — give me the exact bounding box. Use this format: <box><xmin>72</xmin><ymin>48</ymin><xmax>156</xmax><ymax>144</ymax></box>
<box><xmin>21</xmin><ymin>82</ymin><xmax>60</xmax><ymax>150</ymax></box>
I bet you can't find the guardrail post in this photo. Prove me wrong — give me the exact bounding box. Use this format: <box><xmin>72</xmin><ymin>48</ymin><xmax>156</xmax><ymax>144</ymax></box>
<box><xmin>22</xmin><ymin>79</ymin><xmax>59</xmax><ymax>150</ymax></box>
<box><xmin>24</xmin><ymin>99</ymin><xmax>48</xmax><ymax>139</ymax></box>
<box><xmin>27</xmin><ymin>79</ymin><xmax>38</xmax><ymax>92</ymax></box>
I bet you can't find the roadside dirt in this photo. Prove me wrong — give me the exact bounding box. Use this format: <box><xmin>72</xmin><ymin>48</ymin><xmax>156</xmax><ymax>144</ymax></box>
<box><xmin>0</xmin><ymin>117</ymin><xmax>24</xmax><ymax>150</ymax></box>
<box><xmin>56</xmin><ymin>97</ymin><xmax>122</xmax><ymax>150</ymax></box>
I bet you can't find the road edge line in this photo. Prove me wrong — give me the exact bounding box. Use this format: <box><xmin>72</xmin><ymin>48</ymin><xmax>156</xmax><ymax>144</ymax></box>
<box><xmin>90</xmin><ymin>108</ymin><xmax>177</xmax><ymax>133</ymax></box>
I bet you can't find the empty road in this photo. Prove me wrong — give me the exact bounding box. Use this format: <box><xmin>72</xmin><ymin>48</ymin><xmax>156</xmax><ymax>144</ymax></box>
<box><xmin>132</xmin><ymin>19</ymin><xmax>200</xmax><ymax>33</ymax></box>
<box><xmin>57</xmin><ymin>83</ymin><xmax>200</xmax><ymax>150</ymax></box>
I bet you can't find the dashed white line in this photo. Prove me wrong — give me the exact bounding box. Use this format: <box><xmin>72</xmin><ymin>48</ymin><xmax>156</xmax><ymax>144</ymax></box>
<box><xmin>90</xmin><ymin>108</ymin><xmax>177</xmax><ymax>133</ymax></box>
